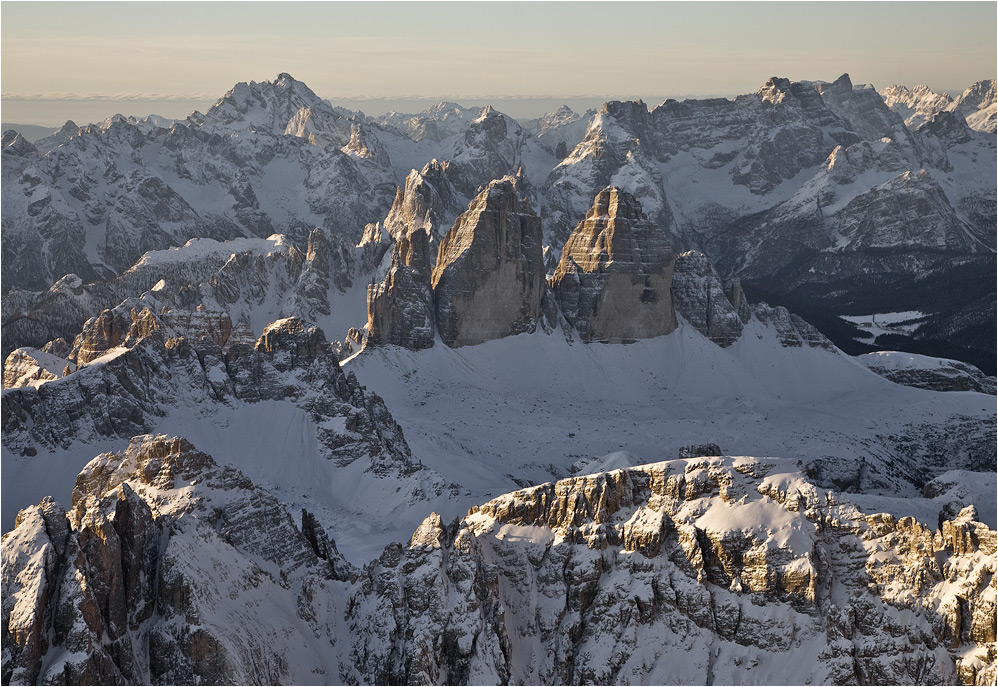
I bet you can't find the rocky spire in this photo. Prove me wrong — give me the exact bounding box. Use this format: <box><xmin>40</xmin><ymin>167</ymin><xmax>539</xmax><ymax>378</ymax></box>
<box><xmin>431</xmin><ymin>176</ymin><xmax>545</xmax><ymax>347</ymax></box>
<box><xmin>367</xmin><ymin>222</ymin><xmax>436</xmax><ymax>350</ymax></box>
<box><xmin>550</xmin><ymin>187</ymin><xmax>676</xmax><ymax>343</ymax></box>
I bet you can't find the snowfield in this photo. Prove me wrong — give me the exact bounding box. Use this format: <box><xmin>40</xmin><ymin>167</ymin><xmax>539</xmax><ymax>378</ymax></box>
<box><xmin>345</xmin><ymin>317</ymin><xmax>996</xmax><ymax>549</ymax></box>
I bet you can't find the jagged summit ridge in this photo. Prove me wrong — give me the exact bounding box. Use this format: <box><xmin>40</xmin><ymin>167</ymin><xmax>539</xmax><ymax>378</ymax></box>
<box><xmin>198</xmin><ymin>72</ymin><xmax>346</xmax><ymax>138</ymax></box>
<box><xmin>880</xmin><ymin>79</ymin><xmax>997</xmax><ymax>133</ymax></box>
<box><xmin>3</xmin><ymin>441</ymin><xmax>994</xmax><ymax>684</ymax></box>
<box><xmin>4</xmin><ymin>71</ymin><xmax>991</xmax><ymax>373</ymax></box>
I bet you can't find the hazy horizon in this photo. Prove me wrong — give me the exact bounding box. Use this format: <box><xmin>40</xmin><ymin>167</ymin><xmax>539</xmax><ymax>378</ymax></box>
<box><xmin>6</xmin><ymin>77</ymin><xmax>998</xmax><ymax>131</ymax></box>
<box><xmin>0</xmin><ymin>90</ymin><xmax>787</xmax><ymax>129</ymax></box>
<box><xmin>2</xmin><ymin>93</ymin><xmax>725</xmax><ymax>129</ymax></box>
<box><xmin>3</xmin><ymin>1</ymin><xmax>995</xmax><ymax>127</ymax></box>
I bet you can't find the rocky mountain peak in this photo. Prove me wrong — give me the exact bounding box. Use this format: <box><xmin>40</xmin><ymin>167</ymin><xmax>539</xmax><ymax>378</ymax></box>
<box><xmin>367</xmin><ymin>214</ymin><xmax>436</xmax><ymax>350</ymax></box>
<box><xmin>758</xmin><ymin>76</ymin><xmax>794</xmax><ymax>105</ymax></box>
<box><xmin>430</xmin><ymin>176</ymin><xmax>545</xmax><ymax>347</ymax></box>
<box><xmin>917</xmin><ymin>110</ymin><xmax>973</xmax><ymax>145</ymax></box>
<box><xmin>880</xmin><ymin>84</ymin><xmax>914</xmax><ymax>103</ymax></box>
<box><xmin>956</xmin><ymin>79</ymin><xmax>997</xmax><ymax>110</ymax></box>
<box><xmin>430</xmin><ymin>101</ymin><xmax>462</xmax><ymax>113</ymax></box>
<box><xmin>879</xmin><ymin>79</ymin><xmax>996</xmax><ymax>133</ymax></box>
<box><xmin>382</xmin><ymin>159</ymin><xmax>465</xmax><ymax>241</ymax></box>
<box><xmin>831</xmin><ymin>72</ymin><xmax>854</xmax><ymax>90</ymax></box>
<box><xmin>465</xmin><ymin>105</ymin><xmax>516</xmax><ymax>145</ymax></box>
<box><xmin>952</xmin><ymin>79</ymin><xmax>997</xmax><ymax>132</ymax></box>
<box><xmin>474</xmin><ymin>104</ymin><xmax>497</xmax><ymax>122</ymax></box>
<box><xmin>3</xmin><ymin>432</ymin><xmax>347</xmax><ymax>684</ymax></box>
<box><xmin>814</xmin><ymin>74</ymin><xmax>904</xmax><ymax>139</ymax></box>
<box><xmin>554</xmin><ymin>186</ymin><xmax>667</xmax><ymax>274</ymax></box>
<box><xmin>598</xmin><ymin>99</ymin><xmax>649</xmax><ymax>124</ymax></box>
<box><xmin>203</xmin><ymin>72</ymin><xmax>337</xmax><ymax>135</ymax></box>
<box><xmin>551</xmin><ymin>187</ymin><xmax>676</xmax><ymax>343</ymax></box>
<box><xmin>1</xmin><ymin>131</ymin><xmax>35</xmax><ymax>158</ymax></box>
<box><xmin>912</xmin><ymin>83</ymin><xmax>945</xmax><ymax>101</ymax></box>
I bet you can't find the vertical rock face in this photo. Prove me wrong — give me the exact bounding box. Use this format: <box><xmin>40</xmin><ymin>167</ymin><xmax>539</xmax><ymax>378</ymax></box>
<box><xmin>367</xmin><ymin>222</ymin><xmax>436</xmax><ymax>350</ymax></box>
<box><xmin>671</xmin><ymin>251</ymin><xmax>745</xmax><ymax>347</ymax></box>
<box><xmin>723</xmin><ymin>278</ymin><xmax>753</xmax><ymax>324</ymax></box>
<box><xmin>551</xmin><ymin>187</ymin><xmax>676</xmax><ymax>343</ymax></box>
<box><xmin>431</xmin><ymin>176</ymin><xmax>545</xmax><ymax>347</ymax></box>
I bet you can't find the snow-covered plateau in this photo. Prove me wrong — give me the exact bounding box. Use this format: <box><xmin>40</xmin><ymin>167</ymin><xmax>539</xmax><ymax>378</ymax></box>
<box><xmin>2</xmin><ymin>72</ymin><xmax>996</xmax><ymax>685</ymax></box>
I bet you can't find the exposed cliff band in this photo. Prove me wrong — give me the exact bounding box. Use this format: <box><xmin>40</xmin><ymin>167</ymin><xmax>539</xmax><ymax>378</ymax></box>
<box><xmin>551</xmin><ymin>187</ymin><xmax>677</xmax><ymax>343</ymax></box>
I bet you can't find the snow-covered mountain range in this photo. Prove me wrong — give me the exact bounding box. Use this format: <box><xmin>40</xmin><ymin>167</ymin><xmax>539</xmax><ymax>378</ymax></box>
<box><xmin>4</xmin><ymin>73</ymin><xmax>993</xmax><ymax>372</ymax></box>
<box><xmin>2</xmin><ymin>72</ymin><xmax>995</xmax><ymax>685</ymax></box>
<box><xmin>880</xmin><ymin>80</ymin><xmax>997</xmax><ymax>134</ymax></box>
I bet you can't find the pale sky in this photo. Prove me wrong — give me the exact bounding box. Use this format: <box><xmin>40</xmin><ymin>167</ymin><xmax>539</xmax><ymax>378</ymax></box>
<box><xmin>2</xmin><ymin>1</ymin><xmax>996</xmax><ymax>124</ymax></box>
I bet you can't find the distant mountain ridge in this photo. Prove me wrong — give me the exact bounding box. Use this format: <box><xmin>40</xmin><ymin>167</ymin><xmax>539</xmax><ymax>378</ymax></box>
<box><xmin>2</xmin><ymin>72</ymin><xmax>994</xmax><ymax>372</ymax></box>
<box><xmin>880</xmin><ymin>79</ymin><xmax>997</xmax><ymax>133</ymax></box>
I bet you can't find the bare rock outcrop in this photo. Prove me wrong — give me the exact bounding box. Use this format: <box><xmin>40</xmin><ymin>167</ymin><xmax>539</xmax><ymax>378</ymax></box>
<box><xmin>4</xmin><ymin>448</ymin><xmax>994</xmax><ymax>685</ymax></box>
<box><xmin>858</xmin><ymin>351</ymin><xmax>997</xmax><ymax>393</ymax></box>
<box><xmin>671</xmin><ymin>250</ymin><xmax>745</xmax><ymax>346</ymax></box>
<box><xmin>367</xmin><ymin>222</ymin><xmax>436</xmax><ymax>350</ymax></box>
<box><xmin>551</xmin><ymin>187</ymin><xmax>676</xmax><ymax>343</ymax></box>
<box><xmin>1</xmin><ymin>316</ymin><xmax>420</xmax><ymax>480</ymax></box>
<box><xmin>382</xmin><ymin>160</ymin><xmax>467</xmax><ymax>242</ymax></box>
<box><xmin>350</xmin><ymin>456</ymin><xmax>996</xmax><ymax>685</ymax></box>
<box><xmin>1</xmin><ymin>435</ymin><xmax>338</xmax><ymax>685</ymax></box>
<box><xmin>752</xmin><ymin>303</ymin><xmax>834</xmax><ymax>348</ymax></box>
<box><xmin>431</xmin><ymin>176</ymin><xmax>546</xmax><ymax>347</ymax></box>
<box><xmin>365</xmin><ymin>159</ymin><xmax>475</xmax><ymax>350</ymax></box>
<box><xmin>2</xmin><ymin>347</ymin><xmax>74</xmax><ymax>389</ymax></box>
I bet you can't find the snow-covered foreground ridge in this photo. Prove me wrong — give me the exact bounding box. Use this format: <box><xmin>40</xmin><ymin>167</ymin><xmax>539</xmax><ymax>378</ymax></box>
<box><xmin>2</xmin><ymin>434</ymin><xmax>994</xmax><ymax>685</ymax></box>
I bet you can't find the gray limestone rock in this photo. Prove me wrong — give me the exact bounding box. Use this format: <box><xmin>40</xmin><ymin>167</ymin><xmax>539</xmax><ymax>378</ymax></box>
<box><xmin>1</xmin><ymin>316</ymin><xmax>419</xmax><ymax>480</ymax></box>
<box><xmin>751</xmin><ymin>303</ymin><xmax>834</xmax><ymax>349</ymax></box>
<box><xmin>382</xmin><ymin>159</ymin><xmax>468</xmax><ymax>242</ymax></box>
<box><xmin>858</xmin><ymin>352</ymin><xmax>997</xmax><ymax>393</ymax></box>
<box><xmin>551</xmin><ymin>187</ymin><xmax>677</xmax><ymax>343</ymax></box>
<box><xmin>2</xmin><ymin>435</ymin><xmax>334</xmax><ymax>685</ymax></box>
<box><xmin>723</xmin><ymin>278</ymin><xmax>753</xmax><ymax>324</ymax></box>
<box><xmin>813</xmin><ymin>73</ymin><xmax>905</xmax><ymax>141</ymax></box>
<box><xmin>345</xmin><ymin>457</ymin><xmax>997</xmax><ymax>685</ymax></box>
<box><xmin>431</xmin><ymin>176</ymin><xmax>546</xmax><ymax>347</ymax></box>
<box><xmin>367</xmin><ymin>222</ymin><xmax>436</xmax><ymax>350</ymax></box>
<box><xmin>671</xmin><ymin>251</ymin><xmax>745</xmax><ymax>347</ymax></box>
<box><xmin>4</xmin><ymin>447</ymin><xmax>995</xmax><ymax>685</ymax></box>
